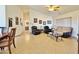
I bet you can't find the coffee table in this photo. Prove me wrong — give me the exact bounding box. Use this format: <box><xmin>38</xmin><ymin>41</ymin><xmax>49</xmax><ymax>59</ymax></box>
<box><xmin>53</xmin><ymin>32</ymin><xmax>63</xmax><ymax>42</ymax></box>
<box><xmin>55</xmin><ymin>33</ymin><xmax>63</xmax><ymax>42</ymax></box>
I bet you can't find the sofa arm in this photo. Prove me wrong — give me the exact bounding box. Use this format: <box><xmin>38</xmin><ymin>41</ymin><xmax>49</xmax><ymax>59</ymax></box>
<box><xmin>62</xmin><ymin>32</ymin><xmax>72</xmax><ymax>38</ymax></box>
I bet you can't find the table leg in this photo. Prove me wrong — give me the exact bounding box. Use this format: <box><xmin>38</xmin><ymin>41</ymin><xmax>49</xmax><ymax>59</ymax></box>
<box><xmin>56</xmin><ymin>36</ymin><xmax>58</xmax><ymax>42</ymax></box>
<box><xmin>61</xmin><ymin>37</ymin><xmax>63</xmax><ymax>41</ymax></box>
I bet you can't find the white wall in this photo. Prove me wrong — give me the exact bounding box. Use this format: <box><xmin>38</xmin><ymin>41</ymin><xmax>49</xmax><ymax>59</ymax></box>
<box><xmin>6</xmin><ymin>5</ymin><xmax>24</xmax><ymax>36</ymax></box>
<box><xmin>29</xmin><ymin>9</ymin><xmax>53</xmax><ymax>32</ymax></box>
<box><xmin>54</xmin><ymin>10</ymin><xmax>79</xmax><ymax>38</ymax></box>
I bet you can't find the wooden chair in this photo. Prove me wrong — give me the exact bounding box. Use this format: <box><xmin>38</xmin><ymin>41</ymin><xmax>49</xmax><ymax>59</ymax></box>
<box><xmin>0</xmin><ymin>28</ymin><xmax>16</xmax><ymax>54</ymax></box>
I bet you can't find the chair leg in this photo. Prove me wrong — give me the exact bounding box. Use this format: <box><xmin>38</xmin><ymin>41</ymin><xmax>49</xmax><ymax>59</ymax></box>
<box><xmin>1</xmin><ymin>48</ymin><xmax>4</xmax><ymax>51</ymax></box>
<box><xmin>13</xmin><ymin>39</ymin><xmax>16</xmax><ymax>48</ymax></box>
<box><xmin>61</xmin><ymin>37</ymin><xmax>63</xmax><ymax>41</ymax></box>
<box><xmin>8</xmin><ymin>46</ymin><xmax>12</xmax><ymax>54</ymax></box>
<box><xmin>1</xmin><ymin>48</ymin><xmax>2</xmax><ymax>50</ymax></box>
<box><xmin>2</xmin><ymin>48</ymin><xmax>4</xmax><ymax>50</ymax></box>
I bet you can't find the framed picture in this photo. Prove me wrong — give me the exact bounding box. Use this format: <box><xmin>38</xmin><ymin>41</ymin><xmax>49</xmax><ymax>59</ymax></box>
<box><xmin>26</xmin><ymin>22</ymin><xmax>29</xmax><ymax>25</ymax></box>
<box><xmin>20</xmin><ymin>18</ymin><xmax>21</xmax><ymax>23</ymax></box>
<box><xmin>15</xmin><ymin>17</ymin><xmax>19</xmax><ymax>25</ymax></box>
<box><xmin>39</xmin><ymin>20</ymin><xmax>42</xmax><ymax>24</ymax></box>
<box><xmin>20</xmin><ymin>18</ymin><xmax>22</xmax><ymax>25</ymax></box>
<box><xmin>9</xmin><ymin>17</ymin><xmax>13</xmax><ymax>27</ymax></box>
<box><xmin>34</xmin><ymin>18</ymin><xmax>37</xmax><ymax>23</ymax></box>
<box><xmin>47</xmin><ymin>20</ymin><xmax>51</xmax><ymax>24</ymax></box>
<box><xmin>43</xmin><ymin>21</ymin><xmax>46</xmax><ymax>25</ymax></box>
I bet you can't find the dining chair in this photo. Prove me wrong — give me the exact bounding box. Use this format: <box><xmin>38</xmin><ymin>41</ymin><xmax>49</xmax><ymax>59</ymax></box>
<box><xmin>0</xmin><ymin>28</ymin><xmax>16</xmax><ymax>54</ymax></box>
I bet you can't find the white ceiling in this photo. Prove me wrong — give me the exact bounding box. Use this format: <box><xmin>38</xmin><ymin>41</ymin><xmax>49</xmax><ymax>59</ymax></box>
<box><xmin>28</xmin><ymin>5</ymin><xmax>79</xmax><ymax>17</ymax></box>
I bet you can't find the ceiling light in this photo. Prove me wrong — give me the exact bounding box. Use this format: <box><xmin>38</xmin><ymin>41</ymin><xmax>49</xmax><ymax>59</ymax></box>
<box><xmin>47</xmin><ymin>5</ymin><xmax>60</xmax><ymax>11</ymax></box>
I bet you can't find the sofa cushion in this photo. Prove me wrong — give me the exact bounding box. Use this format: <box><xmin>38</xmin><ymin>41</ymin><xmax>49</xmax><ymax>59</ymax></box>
<box><xmin>55</xmin><ymin>26</ymin><xmax>72</xmax><ymax>33</ymax></box>
<box><xmin>62</xmin><ymin>27</ymin><xmax>71</xmax><ymax>32</ymax></box>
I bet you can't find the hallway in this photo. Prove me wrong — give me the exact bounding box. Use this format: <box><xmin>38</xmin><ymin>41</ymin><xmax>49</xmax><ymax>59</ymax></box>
<box><xmin>0</xmin><ymin>31</ymin><xmax>77</xmax><ymax>54</ymax></box>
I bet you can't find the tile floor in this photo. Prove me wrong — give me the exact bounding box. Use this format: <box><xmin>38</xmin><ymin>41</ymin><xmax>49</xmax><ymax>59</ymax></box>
<box><xmin>0</xmin><ymin>31</ymin><xmax>78</xmax><ymax>54</ymax></box>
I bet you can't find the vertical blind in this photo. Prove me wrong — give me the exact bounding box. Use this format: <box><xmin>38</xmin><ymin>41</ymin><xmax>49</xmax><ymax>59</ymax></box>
<box><xmin>55</xmin><ymin>17</ymin><xmax>72</xmax><ymax>27</ymax></box>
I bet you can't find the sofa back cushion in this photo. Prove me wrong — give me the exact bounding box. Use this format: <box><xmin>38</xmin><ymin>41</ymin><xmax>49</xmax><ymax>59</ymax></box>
<box><xmin>62</xmin><ymin>27</ymin><xmax>71</xmax><ymax>32</ymax></box>
<box><xmin>55</xmin><ymin>26</ymin><xmax>72</xmax><ymax>33</ymax></box>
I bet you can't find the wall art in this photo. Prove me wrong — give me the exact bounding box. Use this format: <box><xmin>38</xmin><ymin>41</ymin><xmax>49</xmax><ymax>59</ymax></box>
<box><xmin>34</xmin><ymin>18</ymin><xmax>37</xmax><ymax>23</ymax></box>
<box><xmin>9</xmin><ymin>17</ymin><xmax>13</xmax><ymax>27</ymax></box>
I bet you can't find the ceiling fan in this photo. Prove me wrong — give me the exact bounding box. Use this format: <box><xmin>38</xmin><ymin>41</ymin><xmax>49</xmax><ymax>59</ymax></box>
<box><xmin>46</xmin><ymin>5</ymin><xmax>60</xmax><ymax>11</ymax></box>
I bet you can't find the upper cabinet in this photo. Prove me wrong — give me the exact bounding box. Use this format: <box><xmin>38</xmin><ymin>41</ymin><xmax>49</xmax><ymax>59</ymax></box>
<box><xmin>0</xmin><ymin>5</ymin><xmax>6</xmax><ymax>27</ymax></box>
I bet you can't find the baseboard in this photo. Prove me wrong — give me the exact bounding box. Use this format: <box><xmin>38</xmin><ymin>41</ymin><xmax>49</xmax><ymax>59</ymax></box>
<box><xmin>71</xmin><ymin>36</ymin><xmax>78</xmax><ymax>40</ymax></box>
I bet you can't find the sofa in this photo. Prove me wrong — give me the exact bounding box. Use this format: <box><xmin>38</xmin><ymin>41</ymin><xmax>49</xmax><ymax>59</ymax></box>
<box><xmin>31</xmin><ymin>26</ymin><xmax>41</xmax><ymax>35</ymax></box>
<box><xmin>54</xmin><ymin>26</ymin><xmax>73</xmax><ymax>38</ymax></box>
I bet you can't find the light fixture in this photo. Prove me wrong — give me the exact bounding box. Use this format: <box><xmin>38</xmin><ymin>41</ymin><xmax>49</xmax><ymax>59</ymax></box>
<box><xmin>47</xmin><ymin>5</ymin><xmax>60</xmax><ymax>11</ymax></box>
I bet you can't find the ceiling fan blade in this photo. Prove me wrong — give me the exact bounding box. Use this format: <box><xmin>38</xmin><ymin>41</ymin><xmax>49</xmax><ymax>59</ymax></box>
<box><xmin>56</xmin><ymin>6</ymin><xmax>60</xmax><ymax>8</ymax></box>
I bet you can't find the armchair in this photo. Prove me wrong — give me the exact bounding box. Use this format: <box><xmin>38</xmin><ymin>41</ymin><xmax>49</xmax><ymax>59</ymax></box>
<box><xmin>31</xmin><ymin>26</ymin><xmax>41</xmax><ymax>35</ymax></box>
<box><xmin>44</xmin><ymin>26</ymin><xmax>51</xmax><ymax>34</ymax></box>
<box><xmin>54</xmin><ymin>26</ymin><xmax>73</xmax><ymax>38</ymax></box>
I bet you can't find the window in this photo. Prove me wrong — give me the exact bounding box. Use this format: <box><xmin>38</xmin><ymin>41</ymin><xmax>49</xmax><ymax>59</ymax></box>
<box><xmin>55</xmin><ymin>17</ymin><xmax>72</xmax><ymax>27</ymax></box>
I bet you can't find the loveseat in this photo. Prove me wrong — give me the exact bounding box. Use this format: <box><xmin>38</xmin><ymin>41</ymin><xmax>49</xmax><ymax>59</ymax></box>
<box><xmin>54</xmin><ymin>26</ymin><xmax>73</xmax><ymax>38</ymax></box>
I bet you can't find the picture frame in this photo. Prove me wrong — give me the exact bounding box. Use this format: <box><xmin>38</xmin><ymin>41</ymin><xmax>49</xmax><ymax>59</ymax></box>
<box><xmin>39</xmin><ymin>20</ymin><xmax>42</xmax><ymax>24</ymax></box>
<box><xmin>47</xmin><ymin>20</ymin><xmax>51</xmax><ymax>24</ymax></box>
<box><xmin>26</xmin><ymin>22</ymin><xmax>29</xmax><ymax>25</ymax></box>
<box><xmin>43</xmin><ymin>21</ymin><xmax>46</xmax><ymax>25</ymax></box>
<box><xmin>15</xmin><ymin>17</ymin><xmax>19</xmax><ymax>25</ymax></box>
<box><xmin>20</xmin><ymin>18</ymin><xmax>22</xmax><ymax>25</ymax></box>
<box><xmin>34</xmin><ymin>18</ymin><xmax>37</xmax><ymax>23</ymax></box>
<box><xmin>9</xmin><ymin>17</ymin><xmax>13</xmax><ymax>27</ymax></box>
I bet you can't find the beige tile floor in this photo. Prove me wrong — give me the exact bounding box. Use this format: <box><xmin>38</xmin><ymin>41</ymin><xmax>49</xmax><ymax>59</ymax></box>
<box><xmin>0</xmin><ymin>31</ymin><xmax>78</xmax><ymax>54</ymax></box>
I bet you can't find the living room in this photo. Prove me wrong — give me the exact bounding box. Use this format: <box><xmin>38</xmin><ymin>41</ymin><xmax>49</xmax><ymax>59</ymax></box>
<box><xmin>0</xmin><ymin>5</ymin><xmax>79</xmax><ymax>54</ymax></box>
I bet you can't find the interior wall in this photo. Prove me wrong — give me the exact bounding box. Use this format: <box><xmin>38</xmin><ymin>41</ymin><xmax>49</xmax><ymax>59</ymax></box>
<box><xmin>54</xmin><ymin>10</ymin><xmax>79</xmax><ymax>38</ymax></box>
<box><xmin>29</xmin><ymin>9</ymin><xmax>53</xmax><ymax>32</ymax></box>
<box><xmin>21</xmin><ymin>7</ymin><xmax>29</xmax><ymax>30</ymax></box>
<box><xmin>6</xmin><ymin>5</ymin><xmax>24</xmax><ymax>36</ymax></box>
